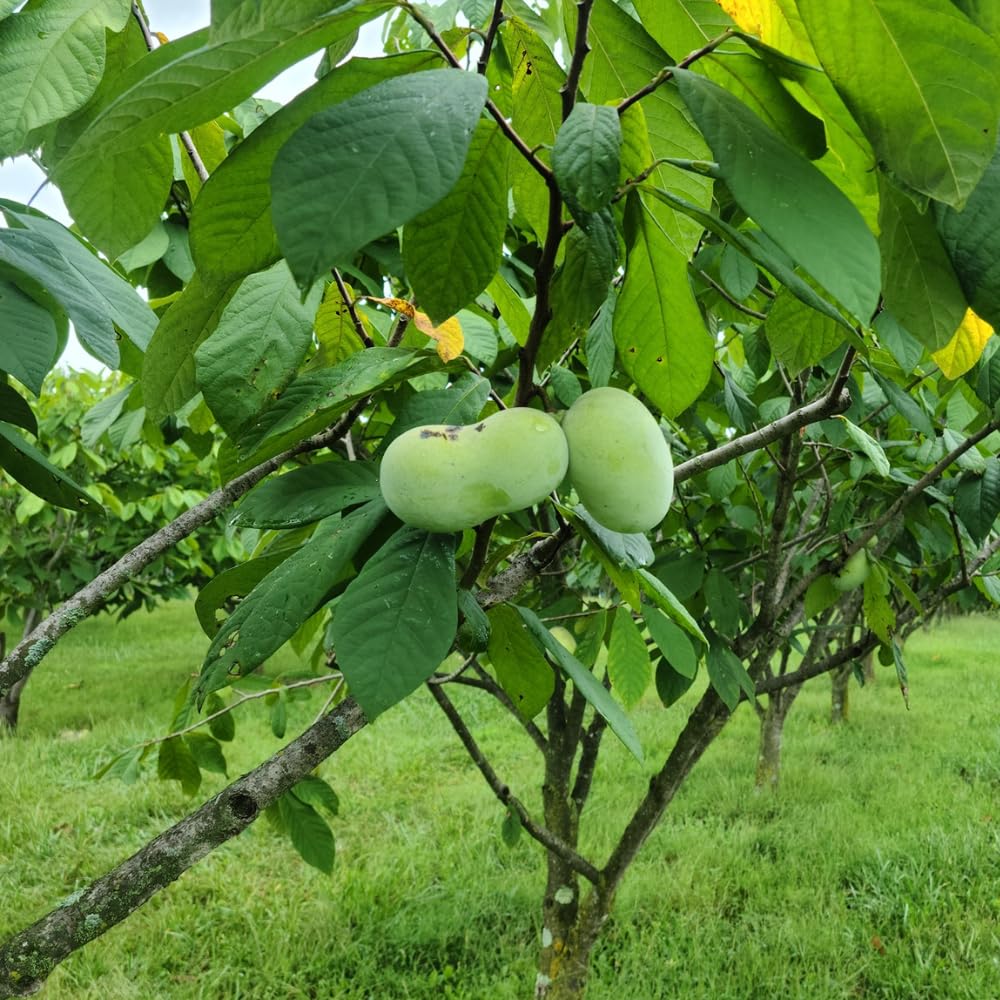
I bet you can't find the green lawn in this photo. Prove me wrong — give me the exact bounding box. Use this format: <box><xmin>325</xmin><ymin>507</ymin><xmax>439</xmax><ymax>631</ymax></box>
<box><xmin>3</xmin><ymin>602</ymin><xmax>999</xmax><ymax>999</ymax></box>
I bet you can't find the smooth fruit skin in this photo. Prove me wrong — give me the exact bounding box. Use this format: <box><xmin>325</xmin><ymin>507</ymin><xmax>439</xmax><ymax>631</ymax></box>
<box><xmin>561</xmin><ymin>387</ymin><xmax>673</xmax><ymax>533</ymax></box>
<box><xmin>832</xmin><ymin>548</ymin><xmax>869</xmax><ymax>592</ymax></box>
<box><xmin>379</xmin><ymin>408</ymin><xmax>569</xmax><ymax>532</ymax></box>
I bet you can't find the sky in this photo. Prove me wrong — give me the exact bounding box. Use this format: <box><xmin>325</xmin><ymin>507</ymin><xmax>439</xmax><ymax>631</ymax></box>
<box><xmin>0</xmin><ymin>1</ymin><xmax>385</xmax><ymax>371</ymax></box>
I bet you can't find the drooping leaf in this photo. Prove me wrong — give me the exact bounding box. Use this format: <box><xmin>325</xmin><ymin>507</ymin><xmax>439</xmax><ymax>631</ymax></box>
<box><xmin>932</xmin><ymin>309</ymin><xmax>994</xmax><ymax>380</ymax></box>
<box><xmin>839</xmin><ymin>417</ymin><xmax>891</xmax><ymax>477</ymax></box>
<box><xmin>0</xmin><ymin>280</ymin><xmax>59</xmax><ymax>395</ymax></box>
<box><xmin>486</xmin><ymin>604</ymin><xmax>554</xmax><ymax>719</ymax></box>
<box><xmin>332</xmin><ymin>527</ymin><xmax>458</xmax><ymax>720</ymax></box>
<box><xmin>954</xmin><ymin>459</ymin><xmax>1000</xmax><ymax>543</ymax></box>
<box><xmin>871</xmin><ymin>371</ymin><xmax>934</xmax><ymax>437</ymax></box>
<box><xmin>552</xmin><ymin>102</ymin><xmax>622</xmax><ymax>218</ymax></box>
<box><xmin>703</xmin><ymin>567</ymin><xmax>743</xmax><ymax>638</ymax></box>
<box><xmin>862</xmin><ymin>562</ymin><xmax>895</xmax><ymax>644</ymax></box>
<box><xmin>586</xmin><ymin>290</ymin><xmax>616</xmax><ymax>389</ymax></box>
<box><xmin>654</xmin><ymin>658</ymin><xmax>697</xmax><ymax>708</ymax></box>
<box><xmin>765</xmin><ymin>288</ymin><xmax>846</xmax><ymax>375</ymax></box>
<box><xmin>292</xmin><ymin>775</ymin><xmax>340</xmax><ymax>817</ymax></box>
<box><xmin>232</xmin><ymin>461</ymin><xmax>380</xmax><ymax>529</ymax></box>
<box><xmin>0</xmin><ymin>384</ymin><xmax>37</xmax><ymax>436</ymax></box>
<box><xmin>706</xmin><ymin>637</ymin><xmax>755</xmax><ymax>711</ymax></box>
<box><xmin>195</xmin><ymin>262</ymin><xmax>322</xmax><ymax>435</ymax></box>
<box><xmin>644</xmin><ymin>608</ymin><xmax>698</xmax><ymax>679</ymax></box>
<box><xmin>607</xmin><ymin>608</ymin><xmax>651</xmax><ymax>707</ymax></box>
<box><xmin>673</xmin><ymin>67</ymin><xmax>880</xmax><ymax>324</ymax></box>
<box><xmin>638</xmin><ymin>568</ymin><xmax>707</xmax><ymax>645</ymax></box>
<box><xmin>0</xmin><ymin>423</ymin><xmax>99</xmax><ymax>511</ymax></box>
<box><xmin>0</xmin><ymin>0</ymin><xmax>130</xmax><ymax>157</ymax></box>
<box><xmin>185</xmin><ymin>733</ymin><xmax>227</xmax><ymax>776</ymax></box>
<box><xmin>194</xmin><ymin>553</ymin><xmax>290</xmax><ymax>638</ymax></box>
<box><xmin>878</xmin><ymin>176</ymin><xmax>967</xmax><ymax>353</ymax></box>
<box><xmin>272</xmin><ymin>69</ymin><xmax>488</xmax><ymax>287</ymax></box>
<box><xmin>197</xmin><ymin>500</ymin><xmax>388</xmax><ymax>702</ymax></box>
<box><xmin>157</xmin><ymin>736</ymin><xmax>201</xmax><ymax>797</ymax></box>
<box><xmin>278</xmin><ymin>791</ymin><xmax>336</xmax><ymax>874</ymax></box>
<box><xmin>403</xmin><ymin>119</ymin><xmax>509</xmax><ymax>325</ymax></box>
<box><xmin>516</xmin><ymin>605</ymin><xmax>643</xmax><ymax>762</ymax></box>
<box><xmin>615</xmin><ymin>193</ymin><xmax>713</xmax><ymax>418</ymax></box>
<box><xmin>797</xmin><ymin>0</ymin><xmax>1000</xmax><ymax>207</ymax></box>
<box><xmin>570</xmin><ymin>506</ymin><xmax>654</xmax><ymax>570</ymax></box>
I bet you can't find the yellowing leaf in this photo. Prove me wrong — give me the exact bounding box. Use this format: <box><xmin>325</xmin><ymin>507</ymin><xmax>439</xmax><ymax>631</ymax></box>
<box><xmin>932</xmin><ymin>308</ymin><xmax>994</xmax><ymax>379</ymax></box>
<box><xmin>415</xmin><ymin>312</ymin><xmax>464</xmax><ymax>362</ymax></box>
<box><xmin>367</xmin><ymin>295</ymin><xmax>416</xmax><ymax>320</ymax></box>
<box><xmin>716</xmin><ymin>0</ymin><xmax>770</xmax><ymax>35</ymax></box>
<box><xmin>715</xmin><ymin>0</ymin><xmax>816</xmax><ymax>61</ymax></box>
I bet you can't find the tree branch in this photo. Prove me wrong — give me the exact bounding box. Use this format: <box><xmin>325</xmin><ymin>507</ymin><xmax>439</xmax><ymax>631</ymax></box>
<box><xmin>332</xmin><ymin>269</ymin><xmax>374</xmax><ymax>348</ymax></box>
<box><xmin>476</xmin><ymin>0</ymin><xmax>505</xmax><ymax>75</ymax></box>
<box><xmin>0</xmin><ymin>698</ymin><xmax>367</xmax><ymax>998</ymax></box>
<box><xmin>426</xmin><ymin>683</ymin><xmax>601</xmax><ymax>884</ymax></box>
<box><xmin>561</xmin><ymin>1</ymin><xmax>595</xmax><ymax>119</ymax></box>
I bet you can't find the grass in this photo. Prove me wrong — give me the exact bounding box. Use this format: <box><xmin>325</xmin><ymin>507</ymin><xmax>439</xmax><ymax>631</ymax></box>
<box><xmin>3</xmin><ymin>602</ymin><xmax>1000</xmax><ymax>999</ymax></box>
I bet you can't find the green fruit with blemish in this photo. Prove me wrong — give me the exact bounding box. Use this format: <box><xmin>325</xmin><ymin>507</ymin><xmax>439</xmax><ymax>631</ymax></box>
<box><xmin>561</xmin><ymin>387</ymin><xmax>673</xmax><ymax>533</ymax></box>
<box><xmin>379</xmin><ymin>408</ymin><xmax>569</xmax><ymax>533</ymax></box>
<box><xmin>832</xmin><ymin>548</ymin><xmax>869</xmax><ymax>592</ymax></box>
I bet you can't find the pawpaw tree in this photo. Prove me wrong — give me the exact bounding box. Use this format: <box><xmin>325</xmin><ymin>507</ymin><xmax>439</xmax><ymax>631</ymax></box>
<box><xmin>2</xmin><ymin>2</ymin><xmax>1000</xmax><ymax>998</ymax></box>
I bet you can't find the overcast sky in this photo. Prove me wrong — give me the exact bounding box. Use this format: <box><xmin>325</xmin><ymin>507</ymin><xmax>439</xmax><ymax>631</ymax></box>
<box><xmin>0</xmin><ymin>2</ymin><xmax>384</xmax><ymax>371</ymax></box>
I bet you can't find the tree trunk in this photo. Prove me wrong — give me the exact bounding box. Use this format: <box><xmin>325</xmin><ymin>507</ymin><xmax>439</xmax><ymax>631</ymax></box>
<box><xmin>830</xmin><ymin>665</ymin><xmax>851</xmax><ymax>724</ymax></box>
<box><xmin>0</xmin><ymin>609</ymin><xmax>40</xmax><ymax>733</ymax></box>
<box><xmin>755</xmin><ymin>684</ymin><xmax>801</xmax><ymax>790</ymax></box>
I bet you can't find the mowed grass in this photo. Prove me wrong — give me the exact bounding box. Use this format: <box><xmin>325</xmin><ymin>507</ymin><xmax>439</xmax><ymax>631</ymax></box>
<box><xmin>2</xmin><ymin>602</ymin><xmax>999</xmax><ymax>999</ymax></box>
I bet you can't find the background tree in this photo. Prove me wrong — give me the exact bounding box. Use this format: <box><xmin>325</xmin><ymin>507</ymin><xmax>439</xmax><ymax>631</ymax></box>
<box><xmin>2</xmin><ymin>1</ymin><xmax>1000</xmax><ymax>997</ymax></box>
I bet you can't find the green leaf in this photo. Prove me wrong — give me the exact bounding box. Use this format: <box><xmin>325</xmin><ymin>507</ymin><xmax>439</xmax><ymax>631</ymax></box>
<box><xmin>0</xmin><ymin>0</ymin><xmax>130</xmax><ymax>157</ymax></box>
<box><xmin>378</xmin><ymin>373</ymin><xmax>490</xmax><ymax>452</ymax></box>
<box><xmin>291</xmin><ymin>776</ymin><xmax>340</xmax><ymax>817</ymax></box>
<box><xmin>891</xmin><ymin>639</ymin><xmax>910</xmax><ymax>709</ymax></box>
<box><xmin>232</xmin><ymin>461</ymin><xmax>380</xmax><ymax>529</ymax></box>
<box><xmin>673</xmin><ymin>67</ymin><xmax>880</xmax><ymax>323</ymax></box>
<box><xmin>804</xmin><ymin>574</ymin><xmax>840</xmax><ymax>619</ymax></box>
<box><xmin>706</xmin><ymin>637</ymin><xmax>755</xmax><ymax>712</ymax></box>
<box><xmin>654</xmin><ymin>659</ymin><xmax>697</xmax><ymax>708</ymax></box>
<box><xmin>552</xmin><ymin>102</ymin><xmax>622</xmax><ymax>217</ymax></box>
<box><xmin>0</xmin><ymin>423</ymin><xmax>98</xmax><ymax>511</ymax></box>
<box><xmin>486</xmin><ymin>604</ymin><xmax>554</xmax><ymax>719</ymax></box>
<box><xmin>272</xmin><ymin>69</ymin><xmax>488</xmax><ymax>288</ymax></box>
<box><xmin>607</xmin><ymin>608</ymin><xmax>651</xmax><ymax>707</ymax></box>
<box><xmin>0</xmin><ymin>384</ymin><xmax>37</xmax><ymax>436</ymax></box>
<box><xmin>157</xmin><ymin>736</ymin><xmax>201</xmax><ymax>796</ymax></box>
<box><xmin>191</xmin><ymin>51</ymin><xmax>439</xmax><ymax>284</ymax></box>
<box><xmin>571</xmin><ymin>506</ymin><xmax>654</xmax><ymax>570</ymax></box>
<box><xmin>954</xmin><ymin>459</ymin><xmax>1000</xmax><ymax>543</ymax></box>
<box><xmin>765</xmin><ymin>288</ymin><xmax>846</xmax><ymax>376</ymax></box>
<box><xmin>185</xmin><ymin>732</ymin><xmax>227</xmax><ymax>776</ymax></box>
<box><xmin>615</xmin><ymin>193</ymin><xmax>713</xmax><ymax>417</ymax></box>
<box><xmin>719</xmin><ymin>245</ymin><xmax>758</xmax><ymax>301</ymax></box>
<box><xmin>644</xmin><ymin>608</ymin><xmax>697</xmax><ymax>679</ymax></box>
<box><xmin>270</xmin><ymin>693</ymin><xmax>287</xmax><ymax>738</ymax></box>
<box><xmin>862</xmin><ymin>562</ymin><xmax>895</xmax><ymax>644</ymax></box>
<box><xmin>141</xmin><ymin>273</ymin><xmax>241</xmax><ymax>420</ymax></box>
<box><xmin>638</xmin><ymin>568</ymin><xmax>707</xmax><ymax>645</ymax></box>
<box><xmin>0</xmin><ymin>228</ymin><xmax>118</xmax><ymax>368</ymax></box>
<box><xmin>878</xmin><ymin>177</ymin><xmax>967</xmax><ymax>352</ymax></box>
<box><xmin>935</xmin><ymin>140</ymin><xmax>1000</xmax><ymax>329</ymax></box>
<box><xmin>501</xmin><ymin>808</ymin><xmax>522</xmax><ymax>846</ymax></box>
<box><xmin>402</xmin><ymin>118</ymin><xmax>509</xmax><ymax>326</ymax></box>
<box><xmin>332</xmin><ymin>527</ymin><xmax>458</xmax><ymax>720</ymax></box>
<box><xmin>839</xmin><ymin>417</ymin><xmax>891</xmax><ymax>478</ymax></box>
<box><xmin>585</xmin><ymin>290</ymin><xmax>616</xmax><ymax>389</ymax></box>
<box><xmin>516</xmin><ymin>604</ymin><xmax>643</xmax><ymax>762</ymax></box>
<box><xmin>195</xmin><ymin>261</ymin><xmax>322</xmax><ymax>435</ymax></box>
<box><xmin>797</xmin><ymin>0</ymin><xmax>1000</xmax><ymax>206</ymax></box>
<box><xmin>205</xmin><ymin>692</ymin><xmax>236</xmax><ymax>742</ymax></box>
<box><xmin>0</xmin><ymin>202</ymin><xmax>157</xmax><ymax>351</ymax></box>
<box><xmin>703</xmin><ymin>568</ymin><xmax>742</xmax><ymax>638</ymax></box>
<box><xmin>194</xmin><ymin>553</ymin><xmax>289</xmax><ymax>638</ymax></box>
<box><xmin>278</xmin><ymin>791</ymin><xmax>335</xmax><ymax>874</ymax></box>
<box><xmin>234</xmin><ymin>348</ymin><xmax>439</xmax><ymax>464</ymax></box>
<box><xmin>197</xmin><ymin>500</ymin><xmax>388</xmax><ymax>701</ymax></box>
<box><xmin>871</xmin><ymin>371</ymin><xmax>935</xmax><ymax>437</ymax></box>
<box><xmin>0</xmin><ymin>280</ymin><xmax>59</xmax><ymax>394</ymax></box>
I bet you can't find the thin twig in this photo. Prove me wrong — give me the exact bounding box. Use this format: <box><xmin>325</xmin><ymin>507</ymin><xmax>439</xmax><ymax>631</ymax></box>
<box><xmin>332</xmin><ymin>269</ymin><xmax>374</xmax><ymax>348</ymax></box>
<box><xmin>561</xmin><ymin>1</ymin><xmax>595</xmax><ymax>119</ymax></box>
<box><xmin>476</xmin><ymin>0</ymin><xmax>505</xmax><ymax>74</ymax></box>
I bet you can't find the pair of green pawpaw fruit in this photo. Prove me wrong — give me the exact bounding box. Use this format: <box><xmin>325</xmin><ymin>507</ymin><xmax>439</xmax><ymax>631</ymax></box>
<box><xmin>378</xmin><ymin>387</ymin><xmax>674</xmax><ymax>535</ymax></box>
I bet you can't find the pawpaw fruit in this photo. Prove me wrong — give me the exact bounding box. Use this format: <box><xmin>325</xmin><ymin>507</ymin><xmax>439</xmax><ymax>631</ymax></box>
<box><xmin>548</xmin><ymin>625</ymin><xmax>577</xmax><ymax>654</ymax></box>
<box><xmin>561</xmin><ymin>387</ymin><xmax>673</xmax><ymax>533</ymax></box>
<box><xmin>379</xmin><ymin>408</ymin><xmax>569</xmax><ymax>532</ymax></box>
<box><xmin>832</xmin><ymin>548</ymin><xmax>869</xmax><ymax>592</ymax></box>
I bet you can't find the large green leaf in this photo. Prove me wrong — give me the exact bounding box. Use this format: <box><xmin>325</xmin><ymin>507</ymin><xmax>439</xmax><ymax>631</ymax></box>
<box><xmin>0</xmin><ymin>0</ymin><xmax>130</xmax><ymax>157</ymax></box>
<box><xmin>0</xmin><ymin>228</ymin><xmax>118</xmax><ymax>368</ymax></box>
<box><xmin>402</xmin><ymin>119</ymin><xmax>509</xmax><ymax>326</ymax></box>
<box><xmin>0</xmin><ymin>384</ymin><xmax>37</xmax><ymax>436</ymax></box>
<box><xmin>234</xmin><ymin>348</ymin><xmax>440</xmax><ymax>464</ymax></box>
<box><xmin>955</xmin><ymin>459</ymin><xmax>1000</xmax><ymax>544</ymax></box>
<box><xmin>197</xmin><ymin>500</ymin><xmax>387</xmax><ymax>701</ymax></box>
<box><xmin>0</xmin><ymin>202</ymin><xmax>157</xmax><ymax>351</ymax></box>
<box><xmin>141</xmin><ymin>272</ymin><xmax>241</xmax><ymax>420</ymax></box>
<box><xmin>0</xmin><ymin>280</ymin><xmax>59</xmax><ymax>395</ymax></box>
<box><xmin>332</xmin><ymin>527</ymin><xmax>457</xmax><ymax>720</ymax></box>
<box><xmin>517</xmin><ymin>605</ymin><xmax>643</xmax><ymax>762</ymax></box>
<box><xmin>614</xmin><ymin>193</ymin><xmax>713</xmax><ymax>418</ymax></box>
<box><xmin>0</xmin><ymin>423</ymin><xmax>99</xmax><ymax>511</ymax></box>
<box><xmin>552</xmin><ymin>103</ymin><xmax>622</xmax><ymax>217</ymax></box>
<box><xmin>673</xmin><ymin>68</ymin><xmax>880</xmax><ymax>324</ymax></box>
<box><xmin>232</xmin><ymin>461</ymin><xmax>380</xmax><ymax>529</ymax></box>
<box><xmin>191</xmin><ymin>52</ymin><xmax>439</xmax><ymax>284</ymax></box>
<box><xmin>486</xmin><ymin>604</ymin><xmax>555</xmax><ymax>719</ymax></box>
<box><xmin>631</xmin><ymin>0</ymin><xmax>826</xmax><ymax>160</ymax></box>
<box><xmin>607</xmin><ymin>608</ymin><xmax>651</xmax><ymax>708</ymax></box>
<box><xmin>59</xmin><ymin>3</ymin><xmax>388</xmax><ymax>160</ymax></box>
<box><xmin>797</xmin><ymin>0</ymin><xmax>1000</xmax><ymax>207</ymax></box>
<box><xmin>878</xmin><ymin>177</ymin><xmax>967</xmax><ymax>352</ymax></box>
<box><xmin>272</xmin><ymin>69</ymin><xmax>488</xmax><ymax>288</ymax></box>
<box><xmin>935</xmin><ymin>140</ymin><xmax>1000</xmax><ymax>329</ymax></box>
<box><xmin>765</xmin><ymin>288</ymin><xmax>846</xmax><ymax>375</ymax></box>
<box><xmin>194</xmin><ymin>553</ymin><xmax>289</xmax><ymax>637</ymax></box>
<box><xmin>195</xmin><ymin>261</ymin><xmax>322</xmax><ymax>436</ymax></box>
